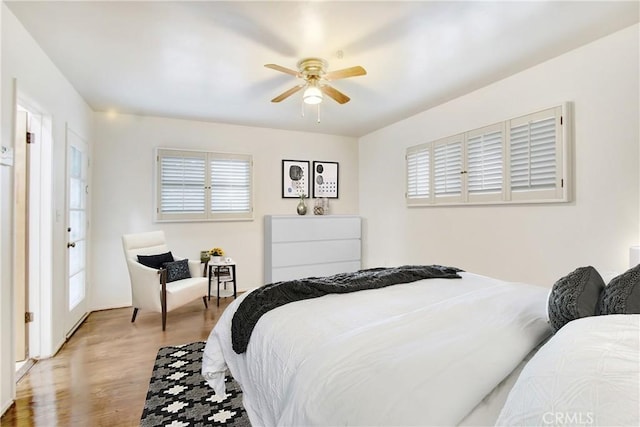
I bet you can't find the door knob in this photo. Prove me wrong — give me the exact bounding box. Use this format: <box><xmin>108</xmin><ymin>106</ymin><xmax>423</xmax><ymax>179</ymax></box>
<box><xmin>67</xmin><ymin>242</ymin><xmax>76</xmax><ymax>248</ymax></box>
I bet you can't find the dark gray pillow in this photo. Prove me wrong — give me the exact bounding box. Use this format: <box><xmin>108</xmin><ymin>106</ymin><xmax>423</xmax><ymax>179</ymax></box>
<box><xmin>162</xmin><ymin>259</ymin><xmax>191</xmax><ymax>283</ymax></box>
<box><xmin>599</xmin><ymin>264</ymin><xmax>640</xmax><ymax>315</ymax></box>
<box><xmin>548</xmin><ymin>266</ymin><xmax>605</xmax><ymax>333</ymax></box>
<box><xmin>137</xmin><ymin>251</ymin><xmax>174</xmax><ymax>269</ymax></box>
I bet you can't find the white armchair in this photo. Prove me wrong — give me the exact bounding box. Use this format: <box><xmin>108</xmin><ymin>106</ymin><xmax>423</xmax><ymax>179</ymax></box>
<box><xmin>122</xmin><ymin>230</ymin><xmax>208</xmax><ymax>330</ymax></box>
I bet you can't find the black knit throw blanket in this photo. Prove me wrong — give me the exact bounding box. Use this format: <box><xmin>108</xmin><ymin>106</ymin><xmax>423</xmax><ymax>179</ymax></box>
<box><xmin>231</xmin><ymin>265</ymin><xmax>463</xmax><ymax>353</ymax></box>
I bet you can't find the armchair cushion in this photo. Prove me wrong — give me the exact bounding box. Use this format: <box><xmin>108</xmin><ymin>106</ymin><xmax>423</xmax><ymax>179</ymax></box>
<box><xmin>138</xmin><ymin>251</ymin><xmax>174</xmax><ymax>269</ymax></box>
<box><xmin>163</xmin><ymin>259</ymin><xmax>192</xmax><ymax>283</ymax></box>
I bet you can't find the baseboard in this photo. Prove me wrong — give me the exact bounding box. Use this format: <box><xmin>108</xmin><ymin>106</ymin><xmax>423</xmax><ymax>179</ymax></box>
<box><xmin>40</xmin><ymin>337</ymin><xmax>66</xmax><ymax>359</ymax></box>
<box><xmin>65</xmin><ymin>312</ymin><xmax>90</xmax><ymax>340</ymax></box>
<box><xmin>15</xmin><ymin>359</ymin><xmax>35</xmax><ymax>382</ymax></box>
<box><xmin>39</xmin><ymin>313</ymin><xmax>88</xmax><ymax>359</ymax></box>
<box><xmin>1</xmin><ymin>398</ymin><xmax>14</xmax><ymax>418</ymax></box>
<box><xmin>90</xmin><ymin>303</ymin><xmax>132</xmax><ymax>312</ymax></box>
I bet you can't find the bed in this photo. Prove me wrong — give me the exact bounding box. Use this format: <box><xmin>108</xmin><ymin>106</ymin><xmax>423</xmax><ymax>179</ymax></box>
<box><xmin>202</xmin><ymin>269</ymin><xmax>552</xmax><ymax>426</ymax></box>
<box><xmin>496</xmin><ymin>314</ymin><xmax>640</xmax><ymax>426</ymax></box>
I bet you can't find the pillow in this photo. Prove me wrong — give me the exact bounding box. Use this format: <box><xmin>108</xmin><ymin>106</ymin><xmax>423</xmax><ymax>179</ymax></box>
<box><xmin>137</xmin><ymin>251</ymin><xmax>174</xmax><ymax>269</ymax></box>
<box><xmin>599</xmin><ymin>264</ymin><xmax>640</xmax><ymax>314</ymax></box>
<box><xmin>162</xmin><ymin>259</ymin><xmax>191</xmax><ymax>283</ymax></box>
<box><xmin>547</xmin><ymin>266</ymin><xmax>604</xmax><ymax>333</ymax></box>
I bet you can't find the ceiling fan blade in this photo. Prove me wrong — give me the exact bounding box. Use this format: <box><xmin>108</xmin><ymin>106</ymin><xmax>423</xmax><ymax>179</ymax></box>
<box><xmin>271</xmin><ymin>85</ymin><xmax>304</xmax><ymax>102</ymax></box>
<box><xmin>321</xmin><ymin>85</ymin><xmax>350</xmax><ymax>104</ymax></box>
<box><xmin>324</xmin><ymin>66</ymin><xmax>367</xmax><ymax>81</ymax></box>
<box><xmin>264</xmin><ymin>64</ymin><xmax>300</xmax><ymax>77</ymax></box>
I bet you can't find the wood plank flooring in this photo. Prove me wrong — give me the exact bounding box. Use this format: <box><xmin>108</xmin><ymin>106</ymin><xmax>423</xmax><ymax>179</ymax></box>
<box><xmin>1</xmin><ymin>297</ymin><xmax>234</xmax><ymax>426</ymax></box>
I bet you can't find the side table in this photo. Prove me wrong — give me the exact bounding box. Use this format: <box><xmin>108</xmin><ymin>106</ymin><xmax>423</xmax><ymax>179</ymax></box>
<box><xmin>207</xmin><ymin>261</ymin><xmax>237</xmax><ymax>306</ymax></box>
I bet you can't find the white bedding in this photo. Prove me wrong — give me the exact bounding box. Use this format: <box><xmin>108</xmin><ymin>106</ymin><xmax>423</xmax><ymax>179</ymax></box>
<box><xmin>202</xmin><ymin>272</ymin><xmax>551</xmax><ymax>426</ymax></box>
<box><xmin>496</xmin><ymin>314</ymin><xmax>640</xmax><ymax>426</ymax></box>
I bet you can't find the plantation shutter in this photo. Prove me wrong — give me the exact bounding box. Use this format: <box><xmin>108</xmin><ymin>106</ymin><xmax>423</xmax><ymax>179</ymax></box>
<box><xmin>157</xmin><ymin>149</ymin><xmax>253</xmax><ymax>221</ymax></box>
<box><xmin>510</xmin><ymin>118</ymin><xmax>555</xmax><ymax>190</ymax></box>
<box><xmin>467</xmin><ymin>124</ymin><xmax>504</xmax><ymax>201</ymax></box>
<box><xmin>406</xmin><ymin>145</ymin><xmax>430</xmax><ymax>203</ymax></box>
<box><xmin>158</xmin><ymin>151</ymin><xmax>206</xmax><ymax>219</ymax></box>
<box><xmin>406</xmin><ymin>104</ymin><xmax>568</xmax><ymax>207</ymax></box>
<box><xmin>210</xmin><ymin>155</ymin><xmax>252</xmax><ymax>218</ymax></box>
<box><xmin>434</xmin><ymin>136</ymin><xmax>463</xmax><ymax>201</ymax></box>
<box><xmin>509</xmin><ymin>106</ymin><xmax>563</xmax><ymax>201</ymax></box>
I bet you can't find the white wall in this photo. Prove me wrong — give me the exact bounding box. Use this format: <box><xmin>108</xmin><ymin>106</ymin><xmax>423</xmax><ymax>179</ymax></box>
<box><xmin>1</xmin><ymin>4</ymin><xmax>93</xmax><ymax>413</ymax></box>
<box><xmin>91</xmin><ymin>114</ymin><xmax>358</xmax><ymax>309</ymax></box>
<box><xmin>359</xmin><ymin>24</ymin><xmax>640</xmax><ymax>288</ymax></box>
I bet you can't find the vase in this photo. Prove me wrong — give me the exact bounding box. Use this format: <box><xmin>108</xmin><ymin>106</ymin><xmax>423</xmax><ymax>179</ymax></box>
<box><xmin>296</xmin><ymin>199</ymin><xmax>307</xmax><ymax>215</ymax></box>
<box><xmin>211</xmin><ymin>256</ymin><xmax>224</xmax><ymax>263</ymax></box>
<box><xmin>200</xmin><ymin>251</ymin><xmax>211</xmax><ymax>263</ymax></box>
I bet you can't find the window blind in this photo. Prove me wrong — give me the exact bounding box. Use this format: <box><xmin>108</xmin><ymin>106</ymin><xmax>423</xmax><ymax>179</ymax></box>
<box><xmin>434</xmin><ymin>140</ymin><xmax>462</xmax><ymax>197</ymax></box>
<box><xmin>210</xmin><ymin>157</ymin><xmax>251</xmax><ymax>213</ymax></box>
<box><xmin>406</xmin><ymin>146</ymin><xmax>430</xmax><ymax>199</ymax></box>
<box><xmin>157</xmin><ymin>149</ymin><xmax>253</xmax><ymax>221</ymax></box>
<box><xmin>510</xmin><ymin>116</ymin><xmax>556</xmax><ymax>191</ymax></box>
<box><xmin>468</xmin><ymin>129</ymin><xmax>503</xmax><ymax>194</ymax></box>
<box><xmin>405</xmin><ymin>104</ymin><xmax>568</xmax><ymax>206</ymax></box>
<box><xmin>160</xmin><ymin>154</ymin><xmax>206</xmax><ymax>214</ymax></box>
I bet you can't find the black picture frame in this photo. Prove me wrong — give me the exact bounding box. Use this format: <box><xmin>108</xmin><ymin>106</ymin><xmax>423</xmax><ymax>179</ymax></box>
<box><xmin>312</xmin><ymin>161</ymin><xmax>339</xmax><ymax>199</ymax></box>
<box><xmin>282</xmin><ymin>159</ymin><xmax>310</xmax><ymax>198</ymax></box>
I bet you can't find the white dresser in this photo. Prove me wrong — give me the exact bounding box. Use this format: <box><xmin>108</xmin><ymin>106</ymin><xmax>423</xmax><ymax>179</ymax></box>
<box><xmin>264</xmin><ymin>215</ymin><xmax>362</xmax><ymax>283</ymax></box>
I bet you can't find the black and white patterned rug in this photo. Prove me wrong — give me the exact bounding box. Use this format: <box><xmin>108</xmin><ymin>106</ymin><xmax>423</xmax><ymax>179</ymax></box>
<box><xmin>141</xmin><ymin>341</ymin><xmax>250</xmax><ymax>426</ymax></box>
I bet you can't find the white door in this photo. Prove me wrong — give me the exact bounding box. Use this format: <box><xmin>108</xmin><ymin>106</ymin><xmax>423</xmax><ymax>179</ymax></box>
<box><xmin>14</xmin><ymin>109</ymin><xmax>28</xmax><ymax>362</ymax></box>
<box><xmin>65</xmin><ymin>126</ymin><xmax>89</xmax><ymax>335</ymax></box>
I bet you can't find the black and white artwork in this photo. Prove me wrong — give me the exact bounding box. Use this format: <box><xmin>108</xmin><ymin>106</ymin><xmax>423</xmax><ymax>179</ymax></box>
<box><xmin>313</xmin><ymin>161</ymin><xmax>339</xmax><ymax>198</ymax></box>
<box><xmin>282</xmin><ymin>160</ymin><xmax>310</xmax><ymax>198</ymax></box>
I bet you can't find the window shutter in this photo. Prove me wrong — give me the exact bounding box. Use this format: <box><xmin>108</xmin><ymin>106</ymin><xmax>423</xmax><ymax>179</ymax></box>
<box><xmin>156</xmin><ymin>149</ymin><xmax>253</xmax><ymax>221</ymax></box>
<box><xmin>406</xmin><ymin>145</ymin><xmax>430</xmax><ymax>201</ymax></box>
<box><xmin>406</xmin><ymin>104</ymin><xmax>568</xmax><ymax>207</ymax></box>
<box><xmin>434</xmin><ymin>138</ymin><xmax>462</xmax><ymax>198</ymax></box>
<box><xmin>159</xmin><ymin>152</ymin><xmax>206</xmax><ymax>215</ymax></box>
<box><xmin>210</xmin><ymin>156</ymin><xmax>251</xmax><ymax>215</ymax></box>
<box><xmin>510</xmin><ymin>114</ymin><xmax>557</xmax><ymax>191</ymax></box>
<box><xmin>468</xmin><ymin>127</ymin><xmax>503</xmax><ymax>196</ymax></box>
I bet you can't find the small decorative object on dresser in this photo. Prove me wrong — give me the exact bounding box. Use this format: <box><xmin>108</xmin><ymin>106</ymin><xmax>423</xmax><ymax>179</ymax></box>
<box><xmin>296</xmin><ymin>193</ymin><xmax>308</xmax><ymax>215</ymax></box>
<box><xmin>313</xmin><ymin>197</ymin><xmax>329</xmax><ymax>215</ymax></box>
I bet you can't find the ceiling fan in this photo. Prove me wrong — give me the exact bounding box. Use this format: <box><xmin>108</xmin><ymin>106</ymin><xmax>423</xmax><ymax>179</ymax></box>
<box><xmin>265</xmin><ymin>58</ymin><xmax>366</xmax><ymax>105</ymax></box>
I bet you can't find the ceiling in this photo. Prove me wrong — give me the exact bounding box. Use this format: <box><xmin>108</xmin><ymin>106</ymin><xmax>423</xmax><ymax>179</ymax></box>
<box><xmin>5</xmin><ymin>1</ymin><xmax>639</xmax><ymax>137</ymax></box>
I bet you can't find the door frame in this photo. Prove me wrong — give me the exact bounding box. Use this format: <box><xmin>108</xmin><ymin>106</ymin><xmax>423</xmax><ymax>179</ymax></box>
<box><xmin>16</xmin><ymin>87</ymin><xmax>54</xmax><ymax>360</ymax></box>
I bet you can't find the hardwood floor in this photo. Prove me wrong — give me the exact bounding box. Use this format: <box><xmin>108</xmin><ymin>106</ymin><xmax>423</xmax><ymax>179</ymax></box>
<box><xmin>1</xmin><ymin>297</ymin><xmax>234</xmax><ymax>426</ymax></box>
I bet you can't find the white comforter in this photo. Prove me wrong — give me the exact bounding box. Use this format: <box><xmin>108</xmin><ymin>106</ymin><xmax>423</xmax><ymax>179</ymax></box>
<box><xmin>202</xmin><ymin>272</ymin><xmax>551</xmax><ymax>426</ymax></box>
<box><xmin>496</xmin><ymin>314</ymin><xmax>640</xmax><ymax>426</ymax></box>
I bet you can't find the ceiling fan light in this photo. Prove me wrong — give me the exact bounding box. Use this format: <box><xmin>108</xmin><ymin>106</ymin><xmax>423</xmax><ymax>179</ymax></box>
<box><xmin>303</xmin><ymin>86</ymin><xmax>323</xmax><ymax>104</ymax></box>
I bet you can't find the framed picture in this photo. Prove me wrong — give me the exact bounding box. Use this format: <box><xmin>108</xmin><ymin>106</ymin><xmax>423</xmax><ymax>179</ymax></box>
<box><xmin>282</xmin><ymin>159</ymin><xmax>310</xmax><ymax>198</ymax></box>
<box><xmin>312</xmin><ymin>161</ymin><xmax>339</xmax><ymax>198</ymax></box>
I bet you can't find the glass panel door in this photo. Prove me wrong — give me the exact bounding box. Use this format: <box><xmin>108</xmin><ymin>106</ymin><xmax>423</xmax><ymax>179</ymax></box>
<box><xmin>66</xmin><ymin>126</ymin><xmax>89</xmax><ymax>334</ymax></box>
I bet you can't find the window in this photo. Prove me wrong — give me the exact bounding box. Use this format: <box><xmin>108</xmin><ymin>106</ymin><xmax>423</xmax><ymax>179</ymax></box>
<box><xmin>406</xmin><ymin>105</ymin><xmax>569</xmax><ymax>206</ymax></box>
<box><xmin>434</xmin><ymin>136</ymin><xmax>463</xmax><ymax>202</ymax></box>
<box><xmin>508</xmin><ymin>108</ymin><xmax>563</xmax><ymax>201</ymax></box>
<box><xmin>156</xmin><ymin>149</ymin><xmax>253</xmax><ymax>221</ymax></box>
<box><xmin>406</xmin><ymin>145</ymin><xmax>430</xmax><ymax>202</ymax></box>
<box><xmin>467</xmin><ymin>123</ymin><xmax>503</xmax><ymax>200</ymax></box>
